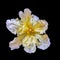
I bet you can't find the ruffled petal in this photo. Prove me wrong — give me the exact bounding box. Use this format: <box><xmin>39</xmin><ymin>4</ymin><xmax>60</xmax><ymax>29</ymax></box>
<box><xmin>40</xmin><ymin>20</ymin><xmax>48</xmax><ymax>31</ymax></box>
<box><xmin>32</xmin><ymin>15</ymin><xmax>39</xmax><ymax>21</ymax></box>
<box><xmin>24</xmin><ymin>44</ymin><xmax>36</xmax><ymax>53</ymax></box>
<box><xmin>19</xmin><ymin>8</ymin><xmax>32</xmax><ymax>22</ymax></box>
<box><xmin>38</xmin><ymin>38</ymin><xmax>50</xmax><ymax>50</ymax></box>
<box><xmin>22</xmin><ymin>36</ymin><xmax>37</xmax><ymax>47</ymax></box>
<box><xmin>34</xmin><ymin>20</ymin><xmax>48</xmax><ymax>34</ymax></box>
<box><xmin>30</xmin><ymin>15</ymin><xmax>39</xmax><ymax>25</ymax></box>
<box><xmin>9</xmin><ymin>37</ymin><xmax>21</xmax><ymax>50</ymax></box>
<box><xmin>35</xmin><ymin>34</ymin><xmax>51</xmax><ymax>50</ymax></box>
<box><xmin>19</xmin><ymin>11</ymin><xmax>24</xmax><ymax>19</ymax></box>
<box><xmin>24</xmin><ymin>8</ymin><xmax>31</xmax><ymax>16</ymax></box>
<box><xmin>6</xmin><ymin>19</ymin><xmax>20</xmax><ymax>35</ymax></box>
<box><xmin>22</xmin><ymin>36</ymin><xmax>37</xmax><ymax>53</ymax></box>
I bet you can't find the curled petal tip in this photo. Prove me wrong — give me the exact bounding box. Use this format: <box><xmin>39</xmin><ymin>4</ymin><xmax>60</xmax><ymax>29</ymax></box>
<box><xmin>19</xmin><ymin>11</ymin><xmax>23</xmax><ymax>18</ymax></box>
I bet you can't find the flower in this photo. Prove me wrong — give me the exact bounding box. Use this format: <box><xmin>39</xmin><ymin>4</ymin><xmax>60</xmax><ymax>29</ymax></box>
<box><xmin>6</xmin><ymin>8</ymin><xmax>51</xmax><ymax>53</ymax></box>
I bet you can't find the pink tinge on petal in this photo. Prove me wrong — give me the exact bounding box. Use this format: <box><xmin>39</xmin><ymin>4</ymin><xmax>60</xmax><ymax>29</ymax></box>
<box><xmin>9</xmin><ymin>38</ymin><xmax>21</xmax><ymax>50</ymax></box>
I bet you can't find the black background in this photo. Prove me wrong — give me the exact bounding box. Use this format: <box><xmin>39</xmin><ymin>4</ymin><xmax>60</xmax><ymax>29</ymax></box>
<box><xmin>0</xmin><ymin>0</ymin><xmax>59</xmax><ymax>59</ymax></box>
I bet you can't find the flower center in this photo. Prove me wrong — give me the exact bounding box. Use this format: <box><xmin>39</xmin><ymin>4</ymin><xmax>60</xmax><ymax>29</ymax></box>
<box><xmin>27</xmin><ymin>28</ymin><xmax>34</xmax><ymax>34</ymax></box>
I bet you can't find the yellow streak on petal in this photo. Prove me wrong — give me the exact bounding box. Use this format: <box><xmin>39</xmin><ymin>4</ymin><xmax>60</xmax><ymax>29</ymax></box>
<box><xmin>34</xmin><ymin>20</ymin><xmax>45</xmax><ymax>29</ymax></box>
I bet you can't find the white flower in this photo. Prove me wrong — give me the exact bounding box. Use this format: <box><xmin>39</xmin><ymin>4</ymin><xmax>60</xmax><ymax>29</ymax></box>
<box><xmin>6</xmin><ymin>8</ymin><xmax>51</xmax><ymax>53</ymax></box>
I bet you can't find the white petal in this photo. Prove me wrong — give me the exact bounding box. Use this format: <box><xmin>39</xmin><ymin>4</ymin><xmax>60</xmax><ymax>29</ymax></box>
<box><xmin>35</xmin><ymin>34</ymin><xmax>51</xmax><ymax>50</ymax></box>
<box><xmin>24</xmin><ymin>8</ymin><xmax>31</xmax><ymax>15</ymax></box>
<box><xmin>22</xmin><ymin>36</ymin><xmax>36</xmax><ymax>53</ymax></box>
<box><xmin>30</xmin><ymin>15</ymin><xmax>39</xmax><ymax>26</ymax></box>
<box><xmin>18</xmin><ymin>11</ymin><xmax>24</xmax><ymax>18</ymax></box>
<box><xmin>6</xmin><ymin>19</ymin><xmax>20</xmax><ymax>35</ymax></box>
<box><xmin>24</xmin><ymin>44</ymin><xmax>36</xmax><ymax>54</ymax></box>
<box><xmin>34</xmin><ymin>20</ymin><xmax>48</xmax><ymax>34</ymax></box>
<box><xmin>35</xmin><ymin>29</ymin><xmax>46</xmax><ymax>34</ymax></box>
<box><xmin>37</xmin><ymin>38</ymin><xmax>51</xmax><ymax>50</ymax></box>
<box><xmin>40</xmin><ymin>20</ymin><xmax>48</xmax><ymax>26</ymax></box>
<box><xmin>9</xmin><ymin>37</ymin><xmax>21</xmax><ymax>50</ymax></box>
<box><xmin>40</xmin><ymin>20</ymin><xmax>48</xmax><ymax>30</ymax></box>
<box><xmin>32</xmin><ymin>15</ymin><xmax>39</xmax><ymax>21</ymax></box>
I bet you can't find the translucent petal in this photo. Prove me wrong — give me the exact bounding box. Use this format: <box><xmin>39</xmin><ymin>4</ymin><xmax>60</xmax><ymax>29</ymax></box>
<box><xmin>6</xmin><ymin>19</ymin><xmax>20</xmax><ymax>35</ymax></box>
<box><xmin>22</xmin><ymin>36</ymin><xmax>37</xmax><ymax>53</ymax></box>
<box><xmin>40</xmin><ymin>20</ymin><xmax>48</xmax><ymax>30</ymax></box>
<box><xmin>22</xmin><ymin>36</ymin><xmax>29</xmax><ymax>47</ymax></box>
<box><xmin>37</xmin><ymin>38</ymin><xmax>51</xmax><ymax>50</ymax></box>
<box><xmin>34</xmin><ymin>20</ymin><xmax>48</xmax><ymax>34</ymax></box>
<box><xmin>9</xmin><ymin>37</ymin><xmax>21</xmax><ymax>50</ymax></box>
<box><xmin>24</xmin><ymin>44</ymin><xmax>36</xmax><ymax>53</ymax></box>
<box><xmin>32</xmin><ymin>15</ymin><xmax>39</xmax><ymax>21</ymax></box>
<box><xmin>22</xmin><ymin>36</ymin><xmax>37</xmax><ymax>48</ymax></box>
<box><xmin>30</xmin><ymin>15</ymin><xmax>39</xmax><ymax>25</ymax></box>
<box><xmin>24</xmin><ymin>8</ymin><xmax>31</xmax><ymax>15</ymax></box>
<box><xmin>35</xmin><ymin>34</ymin><xmax>51</xmax><ymax>50</ymax></box>
<box><xmin>19</xmin><ymin>11</ymin><xmax>24</xmax><ymax>18</ymax></box>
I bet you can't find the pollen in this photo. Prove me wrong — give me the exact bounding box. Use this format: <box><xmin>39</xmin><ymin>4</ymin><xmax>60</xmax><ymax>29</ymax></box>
<box><xmin>26</xmin><ymin>27</ymin><xmax>34</xmax><ymax>34</ymax></box>
<box><xmin>29</xmin><ymin>28</ymin><xmax>33</xmax><ymax>32</ymax></box>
